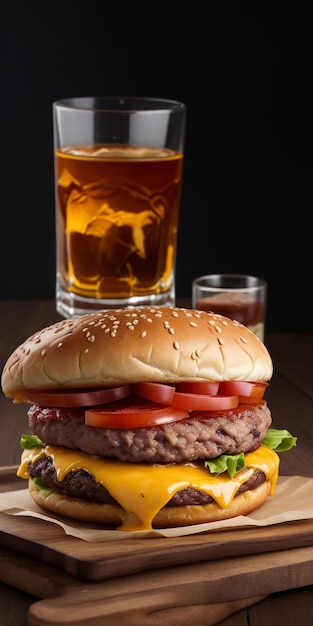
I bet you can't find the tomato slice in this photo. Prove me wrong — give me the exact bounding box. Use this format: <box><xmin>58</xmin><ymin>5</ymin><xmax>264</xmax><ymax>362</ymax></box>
<box><xmin>218</xmin><ymin>381</ymin><xmax>268</xmax><ymax>399</ymax></box>
<box><xmin>238</xmin><ymin>396</ymin><xmax>266</xmax><ymax>405</ymax></box>
<box><xmin>85</xmin><ymin>399</ymin><xmax>189</xmax><ymax>429</ymax></box>
<box><xmin>174</xmin><ymin>382</ymin><xmax>219</xmax><ymax>395</ymax></box>
<box><xmin>171</xmin><ymin>392</ymin><xmax>239</xmax><ymax>410</ymax></box>
<box><xmin>133</xmin><ymin>382</ymin><xmax>175</xmax><ymax>405</ymax></box>
<box><xmin>25</xmin><ymin>385</ymin><xmax>132</xmax><ymax>408</ymax></box>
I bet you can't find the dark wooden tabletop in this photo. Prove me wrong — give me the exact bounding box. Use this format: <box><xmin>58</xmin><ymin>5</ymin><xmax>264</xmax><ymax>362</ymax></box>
<box><xmin>0</xmin><ymin>300</ymin><xmax>313</xmax><ymax>626</ymax></box>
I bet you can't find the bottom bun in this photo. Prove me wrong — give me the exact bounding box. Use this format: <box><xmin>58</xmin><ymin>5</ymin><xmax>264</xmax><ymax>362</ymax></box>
<box><xmin>28</xmin><ymin>478</ymin><xmax>271</xmax><ymax>530</ymax></box>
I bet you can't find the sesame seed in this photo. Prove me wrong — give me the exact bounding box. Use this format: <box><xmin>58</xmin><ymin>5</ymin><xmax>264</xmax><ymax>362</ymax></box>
<box><xmin>87</xmin><ymin>335</ymin><xmax>95</xmax><ymax>342</ymax></box>
<box><xmin>168</xmin><ymin>328</ymin><xmax>174</xmax><ymax>335</ymax></box>
<box><xmin>189</xmin><ymin>321</ymin><xmax>197</xmax><ymax>328</ymax></box>
<box><xmin>173</xmin><ymin>341</ymin><xmax>180</xmax><ymax>350</ymax></box>
<box><xmin>214</xmin><ymin>325</ymin><xmax>222</xmax><ymax>333</ymax></box>
<box><xmin>218</xmin><ymin>338</ymin><xmax>224</xmax><ymax>345</ymax></box>
<box><xmin>57</xmin><ymin>342</ymin><xmax>63</xmax><ymax>348</ymax></box>
<box><xmin>55</xmin><ymin>326</ymin><xmax>65</xmax><ymax>334</ymax></box>
<box><xmin>240</xmin><ymin>337</ymin><xmax>248</xmax><ymax>344</ymax></box>
<box><xmin>140</xmin><ymin>331</ymin><xmax>147</xmax><ymax>338</ymax></box>
<box><xmin>41</xmin><ymin>349</ymin><xmax>47</xmax><ymax>357</ymax></box>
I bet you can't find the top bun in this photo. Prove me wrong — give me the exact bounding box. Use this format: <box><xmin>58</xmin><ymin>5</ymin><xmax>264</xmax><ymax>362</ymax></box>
<box><xmin>1</xmin><ymin>307</ymin><xmax>273</xmax><ymax>403</ymax></box>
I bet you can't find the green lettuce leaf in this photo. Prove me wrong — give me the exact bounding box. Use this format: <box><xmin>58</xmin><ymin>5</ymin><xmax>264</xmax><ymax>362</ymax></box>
<box><xmin>204</xmin><ymin>428</ymin><xmax>297</xmax><ymax>478</ymax></box>
<box><xmin>261</xmin><ymin>428</ymin><xmax>297</xmax><ymax>451</ymax></box>
<box><xmin>33</xmin><ymin>476</ymin><xmax>53</xmax><ymax>494</ymax></box>
<box><xmin>205</xmin><ymin>453</ymin><xmax>245</xmax><ymax>479</ymax></box>
<box><xmin>20</xmin><ymin>434</ymin><xmax>45</xmax><ymax>450</ymax></box>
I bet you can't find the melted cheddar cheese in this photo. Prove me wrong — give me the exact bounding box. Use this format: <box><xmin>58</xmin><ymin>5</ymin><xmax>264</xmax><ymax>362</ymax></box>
<box><xmin>17</xmin><ymin>445</ymin><xmax>279</xmax><ymax>531</ymax></box>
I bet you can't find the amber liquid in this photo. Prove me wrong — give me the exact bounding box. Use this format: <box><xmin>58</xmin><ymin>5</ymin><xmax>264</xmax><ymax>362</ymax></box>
<box><xmin>196</xmin><ymin>293</ymin><xmax>265</xmax><ymax>340</ymax></box>
<box><xmin>55</xmin><ymin>145</ymin><xmax>183</xmax><ymax>302</ymax></box>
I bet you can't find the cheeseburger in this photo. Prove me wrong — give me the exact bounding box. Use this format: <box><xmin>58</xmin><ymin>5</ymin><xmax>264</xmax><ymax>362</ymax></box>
<box><xmin>1</xmin><ymin>306</ymin><xmax>296</xmax><ymax>531</ymax></box>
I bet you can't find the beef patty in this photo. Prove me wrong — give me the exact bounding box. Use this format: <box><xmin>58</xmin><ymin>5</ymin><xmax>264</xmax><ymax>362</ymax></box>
<box><xmin>28</xmin><ymin>456</ymin><xmax>266</xmax><ymax>507</ymax></box>
<box><xmin>27</xmin><ymin>402</ymin><xmax>271</xmax><ymax>464</ymax></box>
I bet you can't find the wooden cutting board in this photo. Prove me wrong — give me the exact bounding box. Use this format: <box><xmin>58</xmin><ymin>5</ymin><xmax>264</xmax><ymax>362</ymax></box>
<box><xmin>2</xmin><ymin>468</ymin><xmax>313</xmax><ymax>625</ymax></box>
<box><xmin>1</xmin><ymin>467</ymin><xmax>313</xmax><ymax>582</ymax></box>
<box><xmin>2</xmin><ymin>543</ymin><xmax>313</xmax><ymax>626</ymax></box>
<box><xmin>1</xmin><ymin>510</ymin><xmax>313</xmax><ymax>582</ymax></box>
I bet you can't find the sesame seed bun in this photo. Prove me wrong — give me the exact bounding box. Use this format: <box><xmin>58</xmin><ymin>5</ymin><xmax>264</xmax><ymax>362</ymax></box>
<box><xmin>1</xmin><ymin>306</ymin><xmax>273</xmax><ymax>402</ymax></box>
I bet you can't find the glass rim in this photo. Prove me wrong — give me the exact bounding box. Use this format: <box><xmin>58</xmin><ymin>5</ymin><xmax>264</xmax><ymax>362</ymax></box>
<box><xmin>53</xmin><ymin>96</ymin><xmax>186</xmax><ymax>113</ymax></box>
<box><xmin>192</xmin><ymin>274</ymin><xmax>267</xmax><ymax>293</ymax></box>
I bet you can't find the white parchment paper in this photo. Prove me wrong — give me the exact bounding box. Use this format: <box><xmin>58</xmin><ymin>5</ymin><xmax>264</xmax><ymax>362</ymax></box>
<box><xmin>1</xmin><ymin>475</ymin><xmax>313</xmax><ymax>541</ymax></box>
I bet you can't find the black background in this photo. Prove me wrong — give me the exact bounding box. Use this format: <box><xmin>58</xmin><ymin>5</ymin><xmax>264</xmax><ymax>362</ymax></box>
<box><xmin>1</xmin><ymin>2</ymin><xmax>312</xmax><ymax>332</ymax></box>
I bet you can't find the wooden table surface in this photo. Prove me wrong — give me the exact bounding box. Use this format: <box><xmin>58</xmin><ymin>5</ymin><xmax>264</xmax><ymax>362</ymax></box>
<box><xmin>0</xmin><ymin>299</ymin><xmax>313</xmax><ymax>625</ymax></box>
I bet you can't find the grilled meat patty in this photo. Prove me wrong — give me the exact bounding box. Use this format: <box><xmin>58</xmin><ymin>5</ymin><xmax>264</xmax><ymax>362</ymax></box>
<box><xmin>28</xmin><ymin>402</ymin><xmax>271</xmax><ymax>464</ymax></box>
<box><xmin>28</xmin><ymin>455</ymin><xmax>267</xmax><ymax>507</ymax></box>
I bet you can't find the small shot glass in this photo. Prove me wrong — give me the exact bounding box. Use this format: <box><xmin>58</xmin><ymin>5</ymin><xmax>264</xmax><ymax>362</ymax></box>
<box><xmin>192</xmin><ymin>274</ymin><xmax>267</xmax><ymax>341</ymax></box>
